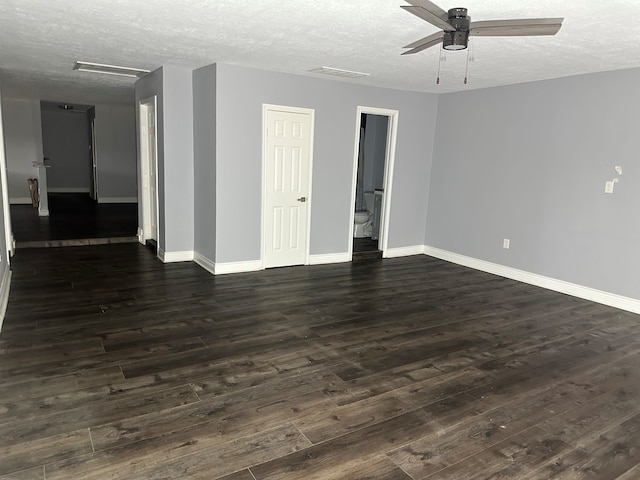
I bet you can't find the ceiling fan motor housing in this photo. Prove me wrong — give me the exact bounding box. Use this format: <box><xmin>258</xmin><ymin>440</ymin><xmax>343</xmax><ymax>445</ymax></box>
<box><xmin>443</xmin><ymin>7</ymin><xmax>470</xmax><ymax>50</ymax></box>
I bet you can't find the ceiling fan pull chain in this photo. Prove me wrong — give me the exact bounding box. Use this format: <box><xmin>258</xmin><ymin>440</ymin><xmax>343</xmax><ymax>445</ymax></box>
<box><xmin>464</xmin><ymin>43</ymin><xmax>470</xmax><ymax>85</ymax></box>
<box><xmin>436</xmin><ymin>51</ymin><xmax>444</xmax><ymax>85</ymax></box>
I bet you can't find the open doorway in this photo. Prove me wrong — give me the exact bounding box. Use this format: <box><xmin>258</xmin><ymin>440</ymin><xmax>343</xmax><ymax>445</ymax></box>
<box><xmin>8</xmin><ymin>101</ymin><xmax>138</xmax><ymax>247</ymax></box>
<box><xmin>349</xmin><ymin>107</ymin><xmax>398</xmax><ymax>261</ymax></box>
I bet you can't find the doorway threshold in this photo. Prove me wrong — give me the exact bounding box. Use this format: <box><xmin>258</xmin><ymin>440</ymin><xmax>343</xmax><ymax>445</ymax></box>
<box><xmin>352</xmin><ymin>249</ymin><xmax>383</xmax><ymax>262</ymax></box>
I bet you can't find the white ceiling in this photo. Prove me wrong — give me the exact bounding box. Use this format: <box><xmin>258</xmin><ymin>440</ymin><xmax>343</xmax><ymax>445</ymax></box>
<box><xmin>2</xmin><ymin>0</ymin><xmax>640</xmax><ymax>105</ymax></box>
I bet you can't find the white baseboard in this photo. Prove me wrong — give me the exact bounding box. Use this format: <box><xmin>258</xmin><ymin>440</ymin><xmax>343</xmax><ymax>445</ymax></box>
<box><xmin>10</xmin><ymin>197</ymin><xmax>32</xmax><ymax>205</ymax></box>
<box><xmin>48</xmin><ymin>187</ymin><xmax>90</xmax><ymax>193</ymax></box>
<box><xmin>385</xmin><ymin>245</ymin><xmax>425</xmax><ymax>258</ymax></box>
<box><xmin>214</xmin><ymin>260</ymin><xmax>263</xmax><ymax>275</ymax></box>
<box><xmin>159</xmin><ymin>250</ymin><xmax>194</xmax><ymax>263</ymax></box>
<box><xmin>423</xmin><ymin>246</ymin><xmax>640</xmax><ymax>315</ymax></box>
<box><xmin>98</xmin><ymin>197</ymin><xmax>138</xmax><ymax>204</ymax></box>
<box><xmin>194</xmin><ymin>252</ymin><xmax>216</xmax><ymax>275</ymax></box>
<box><xmin>0</xmin><ymin>266</ymin><xmax>12</xmax><ymax>335</ymax></box>
<box><xmin>309</xmin><ymin>252</ymin><xmax>350</xmax><ymax>265</ymax></box>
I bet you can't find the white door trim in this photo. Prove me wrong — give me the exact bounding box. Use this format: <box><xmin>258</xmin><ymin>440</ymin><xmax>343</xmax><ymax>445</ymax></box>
<box><xmin>261</xmin><ymin>104</ymin><xmax>315</xmax><ymax>269</ymax></box>
<box><xmin>138</xmin><ymin>96</ymin><xmax>160</xmax><ymax>254</ymax></box>
<box><xmin>348</xmin><ymin>107</ymin><xmax>399</xmax><ymax>260</ymax></box>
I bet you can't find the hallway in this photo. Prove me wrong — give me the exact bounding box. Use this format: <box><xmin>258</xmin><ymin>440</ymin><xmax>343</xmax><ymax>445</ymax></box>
<box><xmin>10</xmin><ymin>193</ymin><xmax>138</xmax><ymax>248</ymax></box>
<box><xmin>0</xmin><ymin>245</ymin><xmax>639</xmax><ymax>479</ymax></box>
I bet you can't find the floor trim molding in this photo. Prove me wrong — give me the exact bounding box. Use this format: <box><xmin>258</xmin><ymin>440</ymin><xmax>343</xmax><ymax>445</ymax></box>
<box><xmin>309</xmin><ymin>252</ymin><xmax>350</xmax><ymax>265</ymax></box>
<box><xmin>214</xmin><ymin>260</ymin><xmax>263</xmax><ymax>275</ymax></box>
<box><xmin>194</xmin><ymin>253</ymin><xmax>216</xmax><ymax>275</ymax></box>
<box><xmin>0</xmin><ymin>266</ymin><xmax>12</xmax><ymax>334</ymax></box>
<box><xmin>10</xmin><ymin>197</ymin><xmax>34</xmax><ymax>205</ymax></box>
<box><xmin>385</xmin><ymin>245</ymin><xmax>425</xmax><ymax>258</ymax></box>
<box><xmin>423</xmin><ymin>245</ymin><xmax>640</xmax><ymax>315</ymax></box>
<box><xmin>159</xmin><ymin>250</ymin><xmax>194</xmax><ymax>263</ymax></box>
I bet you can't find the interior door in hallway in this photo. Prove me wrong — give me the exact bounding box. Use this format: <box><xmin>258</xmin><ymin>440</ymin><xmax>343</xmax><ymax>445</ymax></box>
<box><xmin>263</xmin><ymin>105</ymin><xmax>314</xmax><ymax>268</ymax></box>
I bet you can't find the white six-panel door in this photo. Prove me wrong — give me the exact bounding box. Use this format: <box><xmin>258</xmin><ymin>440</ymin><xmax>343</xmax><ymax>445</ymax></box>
<box><xmin>263</xmin><ymin>106</ymin><xmax>313</xmax><ymax>268</ymax></box>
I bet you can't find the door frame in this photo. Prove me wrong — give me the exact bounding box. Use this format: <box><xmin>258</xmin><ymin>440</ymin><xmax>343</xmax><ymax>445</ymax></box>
<box><xmin>348</xmin><ymin>106</ymin><xmax>399</xmax><ymax>260</ymax></box>
<box><xmin>261</xmin><ymin>103</ymin><xmax>315</xmax><ymax>269</ymax></box>
<box><xmin>0</xmin><ymin>98</ymin><xmax>13</xmax><ymax>257</ymax></box>
<box><xmin>138</xmin><ymin>96</ymin><xmax>159</xmax><ymax>251</ymax></box>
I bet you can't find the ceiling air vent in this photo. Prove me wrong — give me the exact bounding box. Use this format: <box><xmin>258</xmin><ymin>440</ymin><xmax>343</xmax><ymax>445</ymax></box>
<box><xmin>309</xmin><ymin>66</ymin><xmax>370</xmax><ymax>79</ymax></box>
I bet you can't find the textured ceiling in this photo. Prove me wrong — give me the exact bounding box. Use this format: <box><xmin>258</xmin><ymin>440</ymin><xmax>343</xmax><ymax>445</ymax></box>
<box><xmin>1</xmin><ymin>0</ymin><xmax>640</xmax><ymax>105</ymax></box>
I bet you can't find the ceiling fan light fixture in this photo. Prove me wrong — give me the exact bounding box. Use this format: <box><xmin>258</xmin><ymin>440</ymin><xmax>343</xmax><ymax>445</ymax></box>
<box><xmin>443</xmin><ymin>30</ymin><xmax>469</xmax><ymax>50</ymax></box>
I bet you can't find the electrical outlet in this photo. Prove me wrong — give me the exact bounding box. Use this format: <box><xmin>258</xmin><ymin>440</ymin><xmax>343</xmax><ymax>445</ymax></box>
<box><xmin>503</xmin><ymin>238</ymin><xmax>510</xmax><ymax>249</ymax></box>
<box><xmin>604</xmin><ymin>181</ymin><xmax>614</xmax><ymax>194</ymax></box>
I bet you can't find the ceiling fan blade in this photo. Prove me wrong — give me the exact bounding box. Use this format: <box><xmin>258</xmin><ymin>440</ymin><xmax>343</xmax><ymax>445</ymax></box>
<box><xmin>401</xmin><ymin>6</ymin><xmax>454</xmax><ymax>32</ymax></box>
<box><xmin>404</xmin><ymin>0</ymin><xmax>448</xmax><ymax>20</ymax></box>
<box><xmin>470</xmin><ymin>18</ymin><xmax>563</xmax><ymax>36</ymax></box>
<box><xmin>402</xmin><ymin>32</ymin><xmax>444</xmax><ymax>55</ymax></box>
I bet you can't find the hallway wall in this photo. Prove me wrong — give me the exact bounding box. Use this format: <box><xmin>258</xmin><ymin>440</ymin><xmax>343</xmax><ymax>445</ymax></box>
<box><xmin>94</xmin><ymin>104</ymin><xmax>137</xmax><ymax>203</ymax></box>
<box><xmin>41</xmin><ymin>107</ymin><xmax>90</xmax><ymax>193</ymax></box>
<box><xmin>1</xmin><ymin>98</ymin><xmax>42</xmax><ymax>203</ymax></box>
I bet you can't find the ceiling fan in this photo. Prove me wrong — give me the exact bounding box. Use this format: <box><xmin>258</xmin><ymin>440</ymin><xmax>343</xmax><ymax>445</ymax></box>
<box><xmin>401</xmin><ymin>1</ymin><xmax>563</xmax><ymax>54</ymax></box>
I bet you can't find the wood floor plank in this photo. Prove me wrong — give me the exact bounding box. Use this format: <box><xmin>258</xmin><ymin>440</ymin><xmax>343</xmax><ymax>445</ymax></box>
<box><xmin>90</xmin><ymin>371</ymin><xmax>339</xmax><ymax>451</ymax></box>
<box><xmin>422</xmin><ymin>426</ymin><xmax>569</xmax><ymax>479</ymax></box>
<box><xmin>251</xmin><ymin>409</ymin><xmax>435</xmax><ymax>480</ymax></box>
<box><xmin>521</xmin><ymin>396</ymin><xmax>640</xmax><ymax>479</ymax></box>
<box><xmin>128</xmin><ymin>423</ymin><xmax>311</xmax><ymax>480</ymax></box>
<box><xmin>216</xmin><ymin>471</ymin><xmax>256</xmax><ymax>480</ymax></box>
<box><xmin>0</xmin><ymin>466</ymin><xmax>44</xmax><ymax>480</ymax></box>
<box><xmin>0</xmin><ymin>384</ymin><xmax>199</xmax><ymax>446</ymax></box>
<box><xmin>0</xmin><ymin>365</ymin><xmax>124</xmax><ymax>401</ymax></box>
<box><xmin>0</xmin><ymin>430</ymin><xmax>92</xmax><ymax>477</ymax></box>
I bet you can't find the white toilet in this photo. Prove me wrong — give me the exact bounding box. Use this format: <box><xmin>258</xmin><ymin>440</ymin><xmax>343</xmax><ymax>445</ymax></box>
<box><xmin>353</xmin><ymin>192</ymin><xmax>375</xmax><ymax>238</ymax></box>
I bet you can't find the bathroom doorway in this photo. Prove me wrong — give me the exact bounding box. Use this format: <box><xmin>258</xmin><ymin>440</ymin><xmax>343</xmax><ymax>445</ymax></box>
<box><xmin>349</xmin><ymin>107</ymin><xmax>398</xmax><ymax>261</ymax></box>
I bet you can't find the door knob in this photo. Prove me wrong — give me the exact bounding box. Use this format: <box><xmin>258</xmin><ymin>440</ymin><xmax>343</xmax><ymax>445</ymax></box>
<box><xmin>297</xmin><ymin>197</ymin><xmax>306</xmax><ymax>202</ymax></box>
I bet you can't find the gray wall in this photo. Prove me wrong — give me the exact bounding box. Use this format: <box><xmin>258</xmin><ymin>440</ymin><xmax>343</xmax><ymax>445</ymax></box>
<box><xmin>214</xmin><ymin>64</ymin><xmax>438</xmax><ymax>263</ymax></box>
<box><xmin>193</xmin><ymin>65</ymin><xmax>217</xmax><ymax>262</ymax></box>
<box><xmin>41</xmin><ymin>107</ymin><xmax>90</xmax><ymax>191</ymax></box>
<box><xmin>1</xmin><ymin>98</ymin><xmax>42</xmax><ymax>202</ymax></box>
<box><xmin>135</xmin><ymin>66</ymin><xmax>194</xmax><ymax>255</ymax></box>
<box><xmin>426</xmin><ymin>68</ymin><xmax>640</xmax><ymax>299</ymax></box>
<box><xmin>162</xmin><ymin>66</ymin><xmax>194</xmax><ymax>254</ymax></box>
<box><xmin>94</xmin><ymin>104</ymin><xmax>137</xmax><ymax>200</ymax></box>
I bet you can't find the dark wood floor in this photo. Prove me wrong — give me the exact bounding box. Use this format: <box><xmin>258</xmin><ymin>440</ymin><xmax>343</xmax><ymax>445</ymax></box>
<box><xmin>1</xmin><ymin>244</ymin><xmax>639</xmax><ymax>479</ymax></box>
<box><xmin>10</xmin><ymin>193</ymin><xmax>138</xmax><ymax>247</ymax></box>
